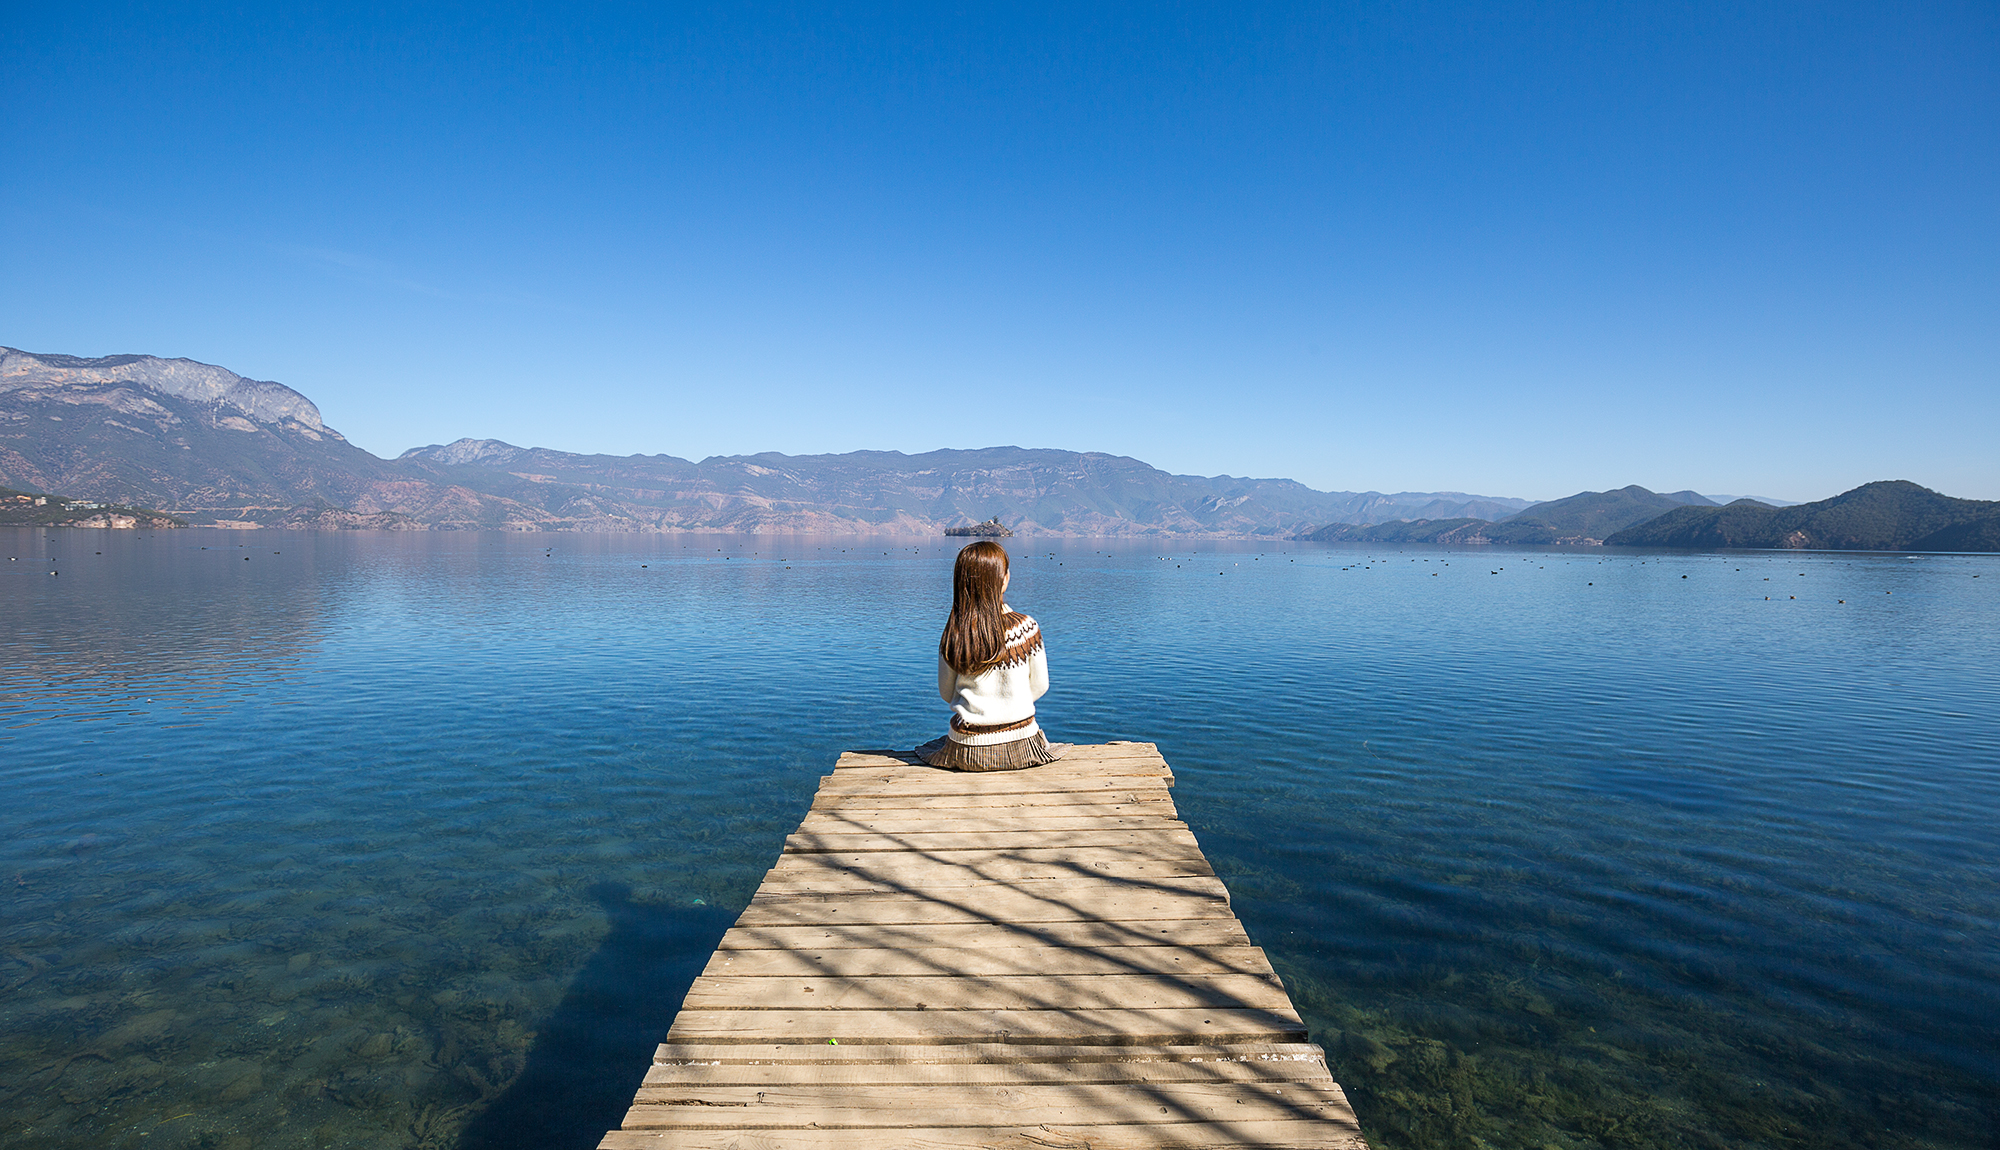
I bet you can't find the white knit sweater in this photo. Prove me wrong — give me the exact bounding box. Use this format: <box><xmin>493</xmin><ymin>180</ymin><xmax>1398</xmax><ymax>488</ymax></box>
<box><xmin>937</xmin><ymin>608</ymin><xmax>1050</xmax><ymax>745</ymax></box>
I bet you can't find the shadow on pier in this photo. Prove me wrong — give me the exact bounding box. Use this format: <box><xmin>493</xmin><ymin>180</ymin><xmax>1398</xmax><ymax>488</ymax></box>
<box><xmin>586</xmin><ymin>745</ymin><xmax>1369</xmax><ymax>1147</ymax></box>
<box><xmin>457</xmin><ymin>881</ymin><xmax>733</xmax><ymax>1150</ymax></box>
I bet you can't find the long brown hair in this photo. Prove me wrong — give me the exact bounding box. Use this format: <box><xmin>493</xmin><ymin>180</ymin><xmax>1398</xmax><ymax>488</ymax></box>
<box><xmin>939</xmin><ymin>541</ymin><xmax>1011</xmax><ymax>675</ymax></box>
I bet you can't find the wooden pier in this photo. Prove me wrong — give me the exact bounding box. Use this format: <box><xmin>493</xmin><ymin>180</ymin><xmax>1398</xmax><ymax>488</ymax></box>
<box><xmin>598</xmin><ymin>742</ymin><xmax>1369</xmax><ymax>1149</ymax></box>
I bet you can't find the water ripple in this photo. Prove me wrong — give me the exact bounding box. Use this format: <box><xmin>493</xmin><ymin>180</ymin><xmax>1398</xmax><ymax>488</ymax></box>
<box><xmin>1</xmin><ymin>530</ymin><xmax>1996</xmax><ymax>1148</ymax></box>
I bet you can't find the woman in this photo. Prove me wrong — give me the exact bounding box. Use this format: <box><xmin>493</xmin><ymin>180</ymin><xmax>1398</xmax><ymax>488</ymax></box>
<box><xmin>916</xmin><ymin>540</ymin><xmax>1069</xmax><ymax>770</ymax></box>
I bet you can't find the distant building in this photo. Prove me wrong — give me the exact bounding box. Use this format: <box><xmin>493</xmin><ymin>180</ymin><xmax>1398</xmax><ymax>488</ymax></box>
<box><xmin>945</xmin><ymin>518</ymin><xmax>1013</xmax><ymax>538</ymax></box>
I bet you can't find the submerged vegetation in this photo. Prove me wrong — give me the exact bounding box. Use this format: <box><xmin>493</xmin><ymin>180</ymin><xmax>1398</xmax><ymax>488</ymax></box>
<box><xmin>1209</xmin><ymin>818</ymin><xmax>2000</xmax><ymax>1150</ymax></box>
<box><xmin>1</xmin><ymin>804</ymin><xmax>770</xmax><ymax>1150</ymax></box>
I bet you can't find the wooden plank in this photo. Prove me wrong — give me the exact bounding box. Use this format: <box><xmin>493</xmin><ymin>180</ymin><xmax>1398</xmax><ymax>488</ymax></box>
<box><xmin>765</xmin><ymin>852</ymin><xmax>1217</xmax><ymax>886</ymax></box>
<box><xmin>755</xmin><ymin>874</ymin><xmax>1222</xmax><ymax>899</ymax></box>
<box><xmin>713</xmin><ymin>919</ymin><xmax>1257</xmax><ymax>951</ymax></box>
<box><xmin>602</xmin><ymin>1119</ymin><xmax>1367</xmax><ymax>1149</ymax></box>
<box><xmin>825</xmin><ymin>768</ymin><xmax>1174</xmax><ymax>788</ymax></box>
<box><xmin>798</xmin><ymin>813</ymin><xmax>1187</xmax><ymax>835</ymax></box>
<box><xmin>662</xmin><ymin>1006</ymin><xmax>1307</xmax><ymax>1046</ymax></box>
<box><xmin>801</xmin><ymin>807</ymin><xmax>1183</xmax><ymax>826</ymax></box>
<box><xmin>809</xmin><ymin>793</ymin><xmax>1179</xmax><ymax>814</ymax></box>
<box><xmin>622</xmin><ymin>1082</ymin><xmax>1354</xmax><ymax>1129</ymax></box>
<box><xmin>838</xmin><ymin>741</ymin><xmax>1159</xmax><ymax>756</ymax></box>
<box><xmin>678</xmin><ymin>973</ymin><xmax>1295</xmax><ymax>1013</ymax></box>
<box><xmin>832</xmin><ymin>743</ymin><xmax>1164</xmax><ymax>769</ymax></box>
<box><xmin>814</xmin><ymin>776</ymin><xmax>1174</xmax><ymax>799</ymax></box>
<box><xmin>803</xmin><ymin>805</ymin><xmax>1180</xmax><ymax>827</ymax></box>
<box><xmin>812</xmin><ymin>788</ymin><xmax>1168</xmax><ymax>804</ymax></box>
<box><xmin>772</xmin><ymin>845</ymin><xmax>1214</xmax><ymax>870</ymax></box>
<box><xmin>1048</xmin><ymin>741</ymin><xmax>1160</xmax><ymax>758</ymax></box>
<box><xmin>698</xmin><ymin>945</ymin><xmax>1279</xmax><ymax>980</ymax></box>
<box><xmin>783</xmin><ymin>828</ymin><xmax>1204</xmax><ymax>854</ymax></box>
<box><xmin>734</xmin><ymin>887</ymin><xmax>1232</xmax><ymax>927</ymax></box>
<box><xmin>643</xmin><ymin>1057</ymin><xmax>1333</xmax><ymax>1087</ymax></box>
<box><xmin>652</xmin><ymin>1042</ymin><xmax>1333</xmax><ymax>1067</ymax></box>
<box><xmin>754</xmin><ymin>874</ymin><xmax>1230</xmax><ymax>900</ymax></box>
<box><xmin>829</xmin><ymin>758</ymin><xmax>1172</xmax><ymax>780</ymax></box>
<box><xmin>796</xmin><ymin>804</ymin><xmax>1176</xmax><ymax>824</ymax></box>
<box><xmin>812</xmin><ymin>792</ymin><xmax>1177</xmax><ymax>812</ymax></box>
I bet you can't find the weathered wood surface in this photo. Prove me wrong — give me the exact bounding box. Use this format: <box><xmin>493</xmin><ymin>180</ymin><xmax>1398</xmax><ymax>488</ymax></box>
<box><xmin>599</xmin><ymin>742</ymin><xmax>1368</xmax><ymax>1149</ymax></box>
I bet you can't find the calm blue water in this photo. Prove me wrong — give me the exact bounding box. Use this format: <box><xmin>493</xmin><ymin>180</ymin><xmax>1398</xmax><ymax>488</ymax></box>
<box><xmin>2</xmin><ymin>529</ymin><xmax>1996</xmax><ymax>1150</ymax></box>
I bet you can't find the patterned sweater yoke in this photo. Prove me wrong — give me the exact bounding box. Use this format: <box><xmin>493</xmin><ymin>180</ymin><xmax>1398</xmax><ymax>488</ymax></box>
<box><xmin>992</xmin><ymin>611</ymin><xmax>1044</xmax><ymax>670</ymax></box>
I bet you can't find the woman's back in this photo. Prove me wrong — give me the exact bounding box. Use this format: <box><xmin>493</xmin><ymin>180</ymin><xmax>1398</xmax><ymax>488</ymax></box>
<box><xmin>918</xmin><ymin>544</ymin><xmax>1067</xmax><ymax>771</ymax></box>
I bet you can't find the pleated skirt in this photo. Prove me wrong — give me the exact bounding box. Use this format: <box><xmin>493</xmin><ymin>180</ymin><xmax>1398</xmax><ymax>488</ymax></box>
<box><xmin>915</xmin><ymin>731</ymin><xmax>1070</xmax><ymax>772</ymax></box>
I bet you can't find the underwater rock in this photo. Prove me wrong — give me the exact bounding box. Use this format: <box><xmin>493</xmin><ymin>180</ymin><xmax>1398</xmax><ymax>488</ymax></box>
<box><xmin>217</xmin><ymin>1063</ymin><xmax>263</xmax><ymax>1102</ymax></box>
<box><xmin>286</xmin><ymin>952</ymin><xmax>313</xmax><ymax>974</ymax></box>
<box><xmin>57</xmin><ymin>1062</ymin><xmax>112</xmax><ymax>1105</ymax></box>
<box><xmin>493</xmin><ymin>1019</ymin><xmax>531</xmax><ymax>1051</ymax></box>
<box><xmin>356</xmin><ymin>1032</ymin><xmax>396</xmax><ymax>1060</ymax></box>
<box><xmin>114</xmin><ymin>1058</ymin><xmax>168</xmax><ymax>1093</ymax></box>
<box><xmin>98</xmin><ymin>1008</ymin><xmax>177</xmax><ymax>1051</ymax></box>
<box><xmin>323</xmin><ymin>1066</ymin><xmax>400</xmax><ymax>1109</ymax></box>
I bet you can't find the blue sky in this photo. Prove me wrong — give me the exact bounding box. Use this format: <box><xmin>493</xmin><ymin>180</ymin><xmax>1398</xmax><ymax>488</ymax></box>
<box><xmin>5</xmin><ymin>1</ymin><xmax>1995</xmax><ymax>502</ymax></box>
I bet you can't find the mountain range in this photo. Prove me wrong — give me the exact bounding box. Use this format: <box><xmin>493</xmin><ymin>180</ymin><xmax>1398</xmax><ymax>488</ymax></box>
<box><xmin>1299</xmin><ymin>485</ymin><xmax>1721</xmax><ymax>545</ymax></box>
<box><xmin>0</xmin><ymin>347</ymin><xmax>1531</xmax><ymax>535</ymax></box>
<box><xmin>6</xmin><ymin>347</ymin><xmax>1992</xmax><ymax>550</ymax></box>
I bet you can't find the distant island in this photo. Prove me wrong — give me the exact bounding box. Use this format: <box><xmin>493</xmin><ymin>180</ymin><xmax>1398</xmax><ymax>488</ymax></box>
<box><xmin>0</xmin><ymin>486</ymin><xmax>184</xmax><ymax>529</ymax></box>
<box><xmin>945</xmin><ymin>518</ymin><xmax>1013</xmax><ymax>538</ymax></box>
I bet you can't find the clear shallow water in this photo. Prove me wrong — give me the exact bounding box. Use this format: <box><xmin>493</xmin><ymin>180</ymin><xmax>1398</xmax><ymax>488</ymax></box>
<box><xmin>2</xmin><ymin>529</ymin><xmax>1996</xmax><ymax>1150</ymax></box>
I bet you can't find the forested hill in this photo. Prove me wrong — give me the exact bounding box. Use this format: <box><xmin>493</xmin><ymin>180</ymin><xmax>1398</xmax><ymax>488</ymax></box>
<box><xmin>1299</xmin><ymin>485</ymin><xmax>1718</xmax><ymax>545</ymax></box>
<box><xmin>1605</xmin><ymin>482</ymin><xmax>2000</xmax><ymax>551</ymax></box>
<box><xmin>1504</xmin><ymin>485</ymin><xmax>1714</xmax><ymax>537</ymax></box>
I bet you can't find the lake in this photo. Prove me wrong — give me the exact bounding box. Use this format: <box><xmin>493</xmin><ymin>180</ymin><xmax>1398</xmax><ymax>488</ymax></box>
<box><xmin>2</xmin><ymin>528</ymin><xmax>1995</xmax><ymax>1150</ymax></box>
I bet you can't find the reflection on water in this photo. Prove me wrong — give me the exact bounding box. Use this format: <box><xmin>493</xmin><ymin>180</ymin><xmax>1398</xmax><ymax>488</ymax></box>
<box><xmin>1</xmin><ymin>529</ymin><xmax>1996</xmax><ymax>1148</ymax></box>
<box><xmin>2</xmin><ymin>531</ymin><xmax>325</xmax><ymax>717</ymax></box>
